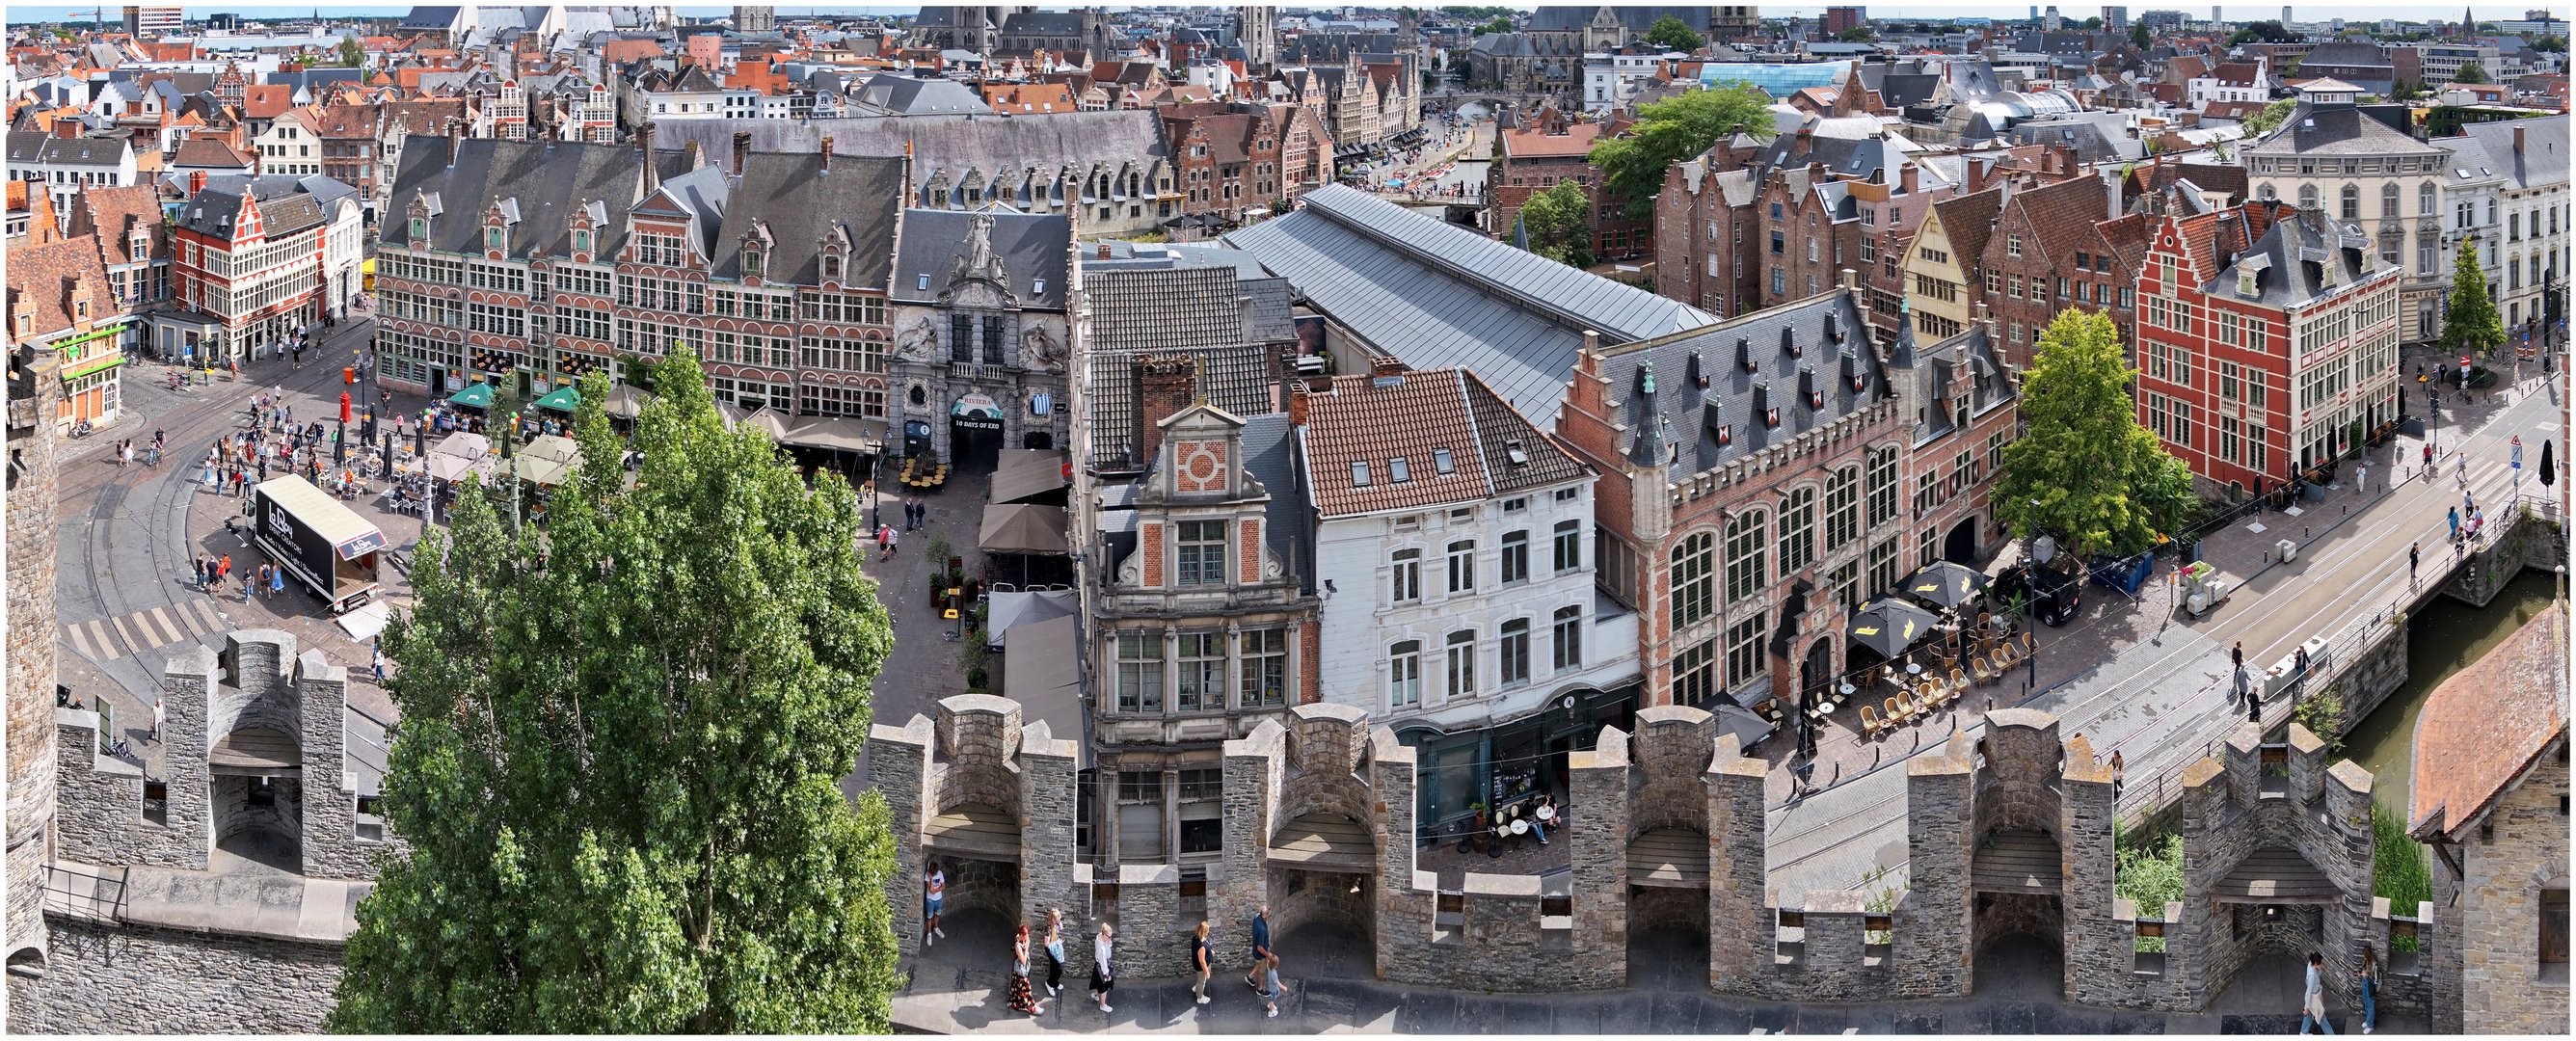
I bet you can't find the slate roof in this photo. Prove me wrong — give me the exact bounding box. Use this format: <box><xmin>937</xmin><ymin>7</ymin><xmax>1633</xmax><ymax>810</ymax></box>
<box><xmin>1240</xmin><ymin>412</ymin><xmax>1315</xmax><ymax>592</ymax></box>
<box><xmin>1300</xmin><ymin>367</ymin><xmax>1588</xmax><ymax>518</ymax></box>
<box><xmin>651</xmin><ymin>113</ymin><xmax>1169</xmax><ymax>187</ymax></box>
<box><xmin>1080</xmin><ymin>264</ymin><xmax>1294</xmax><ymax>468</ymax></box>
<box><xmin>2451</xmin><ymin>114</ymin><xmax>2569</xmax><ymax>192</ymax></box>
<box><xmin>2207</xmin><ymin>205</ymin><xmax>2385</xmax><ymax>309</ymax></box>
<box><xmin>2298</xmin><ymin>41</ymin><xmax>2392</xmax><ymax>68</ymax></box>
<box><xmin>1899</xmin><ymin>321</ymin><xmax>2014</xmax><ymax>445</ymax></box>
<box><xmin>1221</xmin><ymin>184</ymin><xmax>1715</xmax><ymax>428</ymax></box>
<box><xmin>400</xmin><ymin>6</ymin><xmax>463</xmax><ymax>31</ymax></box>
<box><xmin>1592</xmin><ymin>290</ymin><xmax>1889</xmax><ymax>474</ymax></box>
<box><xmin>175</xmin><ymin>174</ymin><xmax>347</xmax><ymax>241</ymax></box>
<box><xmin>2006</xmin><ymin>118</ymin><xmax>2148</xmax><ymax>163</ymax></box>
<box><xmin>890</xmin><ymin>206</ymin><xmax>1069</xmax><ymax>309</ymax></box>
<box><xmin>854</xmin><ymin>72</ymin><xmax>994</xmax><ymax>115</ymax></box>
<box><xmin>2408</xmin><ymin>603</ymin><xmax>2566</xmax><ymax>841</ymax></box>
<box><xmin>2245</xmin><ymin>101</ymin><xmax>2447</xmax><ymax>157</ymax></box>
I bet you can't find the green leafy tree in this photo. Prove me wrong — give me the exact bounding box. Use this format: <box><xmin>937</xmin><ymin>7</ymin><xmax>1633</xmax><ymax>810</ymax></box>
<box><xmin>1472</xmin><ymin>15</ymin><xmax>1512</xmax><ymax>36</ymax></box>
<box><xmin>1837</xmin><ymin>25</ymin><xmax>1875</xmax><ymax>41</ymax></box>
<box><xmin>336</xmin><ymin>36</ymin><xmax>364</xmax><ymax>67</ymax></box>
<box><xmin>1518</xmin><ymin>179</ymin><xmax>1596</xmax><ymax>268</ymax></box>
<box><xmin>1993</xmin><ymin>310</ymin><xmax>2201</xmax><ymax>559</ymax></box>
<box><xmin>2452</xmin><ymin>59</ymin><xmax>2488</xmax><ymax>83</ymax></box>
<box><xmin>1643</xmin><ymin>15</ymin><xmax>1706</xmax><ymax>51</ymax></box>
<box><xmin>2440</xmin><ymin>240</ymin><xmax>2507</xmax><ymax>360</ymax></box>
<box><xmin>2241</xmin><ymin>95</ymin><xmax>2300</xmax><ymax>135</ymax></box>
<box><xmin>1588</xmin><ymin>83</ymin><xmax>1776</xmax><ymax>219</ymax></box>
<box><xmin>2132</xmin><ymin>22</ymin><xmax>2152</xmax><ymax>48</ymax></box>
<box><xmin>2534</xmin><ymin>35</ymin><xmax>2568</xmax><ymax>52</ymax></box>
<box><xmin>330</xmin><ymin>354</ymin><xmax>901</xmax><ymax>1033</ymax></box>
<box><xmin>2227</xmin><ymin>19</ymin><xmax>2297</xmax><ymax>43</ymax></box>
<box><xmin>2080</xmin><ymin>15</ymin><xmax>2104</xmax><ymax>30</ymax></box>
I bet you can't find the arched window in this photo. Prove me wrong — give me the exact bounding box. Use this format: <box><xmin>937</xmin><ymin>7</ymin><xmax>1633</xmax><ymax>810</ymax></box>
<box><xmin>2260</xmin><ymin>184</ymin><xmax>2277</xmax><ymax>201</ymax></box>
<box><xmin>2297</xmin><ymin>184</ymin><xmax>2318</xmax><ymax>209</ymax></box>
<box><xmin>1671</xmin><ymin>531</ymin><xmax>1715</xmax><ymax>628</ymax></box>
<box><xmin>573</xmin><ymin>228</ymin><xmax>590</xmax><ymax>254</ymax></box>
<box><xmin>2420</xmin><ymin>181</ymin><xmax>2436</xmax><ymax>216</ymax></box>
<box><xmin>1778</xmin><ymin>486</ymin><xmax>1816</xmax><ymax>573</ymax></box>
<box><xmin>2340</xmin><ymin>184</ymin><xmax>2359</xmax><ymax>220</ymax></box>
<box><xmin>1824</xmin><ymin>466</ymin><xmax>1860</xmax><ymax>552</ymax></box>
<box><xmin>1725</xmin><ymin>509</ymin><xmax>1768</xmax><ymax>604</ymax></box>
<box><xmin>2382</xmin><ymin>182</ymin><xmax>2401</xmax><ymax>218</ymax></box>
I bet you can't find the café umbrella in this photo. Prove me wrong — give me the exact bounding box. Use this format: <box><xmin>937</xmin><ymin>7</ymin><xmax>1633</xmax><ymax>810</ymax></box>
<box><xmin>1846</xmin><ymin>598</ymin><xmax>1941</xmax><ymax>659</ymax></box>
<box><xmin>1900</xmin><ymin>561</ymin><xmax>1992</xmax><ymax>611</ymax></box>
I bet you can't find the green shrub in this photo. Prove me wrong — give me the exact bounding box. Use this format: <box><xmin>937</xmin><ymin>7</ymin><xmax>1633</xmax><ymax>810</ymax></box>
<box><xmin>2293</xmin><ymin>691</ymin><xmax>2347</xmax><ymax>754</ymax></box>
<box><xmin>2374</xmin><ymin>803</ymin><xmax>2433</xmax><ymax>951</ymax></box>
<box><xmin>2115</xmin><ymin>819</ymin><xmax>2186</xmax><ymax>952</ymax></box>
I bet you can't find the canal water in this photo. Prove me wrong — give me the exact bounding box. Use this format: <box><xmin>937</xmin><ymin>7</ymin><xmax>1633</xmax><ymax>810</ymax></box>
<box><xmin>2341</xmin><ymin>570</ymin><xmax>2562</xmax><ymax>814</ymax></box>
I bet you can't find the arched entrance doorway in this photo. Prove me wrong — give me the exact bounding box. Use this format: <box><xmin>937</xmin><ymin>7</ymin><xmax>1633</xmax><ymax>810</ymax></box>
<box><xmin>1944</xmin><ymin>518</ymin><xmax>1980</xmax><ymax>565</ymax></box>
<box><xmin>951</xmin><ymin>393</ymin><xmax>1004</xmax><ymax>468</ymax></box>
<box><xmin>1970</xmin><ymin>826</ymin><xmax>2066</xmax><ymax>1000</ymax></box>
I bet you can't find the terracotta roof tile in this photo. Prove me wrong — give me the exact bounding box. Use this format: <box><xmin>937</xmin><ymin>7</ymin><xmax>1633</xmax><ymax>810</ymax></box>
<box><xmin>241</xmin><ymin>84</ymin><xmax>295</xmax><ymax>120</ymax></box>
<box><xmin>1301</xmin><ymin>369</ymin><xmax>1486</xmax><ymax>517</ymax></box>
<box><xmin>5</xmin><ymin>234</ymin><xmax>115</xmax><ymax>339</ymax></box>
<box><xmin>1929</xmin><ymin>187</ymin><xmax>2005</xmax><ymax>271</ymax></box>
<box><xmin>1498</xmin><ymin>121</ymin><xmax>1603</xmax><ymax>159</ymax></box>
<box><xmin>2410</xmin><ymin>603</ymin><xmax>2567</xmax><ymax>839</ymax></box>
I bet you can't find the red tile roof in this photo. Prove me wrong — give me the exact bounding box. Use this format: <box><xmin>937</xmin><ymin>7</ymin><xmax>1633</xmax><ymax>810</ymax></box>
<box><xmin>1498</xmin><ymin>121</ymin><xmax>1603</xmax><ymax>160</ymax></box>
<box><xmin>2410</xmin><ymin>603</ymin><xmax>2567</xmax><ymax>840</ymax></box>
<box><xmin>5</xmin><ymin>234</ymin><xmax>115</xmax><ymax>340</ymax></box>
<box><xmin>1300</xmin><ymin>368</ymin><xmax>1584</xmax><ymax>518</ymax></box>
<box><xmin>241</xmin><ymin>84</ymin><xmax>295</xmax><ymax>120</ymax></box>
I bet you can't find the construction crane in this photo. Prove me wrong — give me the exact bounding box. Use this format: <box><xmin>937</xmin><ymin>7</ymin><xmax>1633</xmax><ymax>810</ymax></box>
<box><xmin>67</xmin><ymin>9</ymin><xmax>107</xmax><ymax>29</ymax></box>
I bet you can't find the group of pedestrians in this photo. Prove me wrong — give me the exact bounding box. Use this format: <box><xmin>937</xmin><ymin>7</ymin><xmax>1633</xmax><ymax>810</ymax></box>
<box><xmin>2297</xmin><ymin>948</ymin><xmax>2383</xmax><ymax>1034</ymax></box>
<box><xmin>926</xmin><ymin>860</ymin><xmax>1287</xmax><ymax>1021</ymax></box>
<box><xmin>193</xmin><ymin>551</ymin><xmax>284</xmax><ymax>601</ymax></box>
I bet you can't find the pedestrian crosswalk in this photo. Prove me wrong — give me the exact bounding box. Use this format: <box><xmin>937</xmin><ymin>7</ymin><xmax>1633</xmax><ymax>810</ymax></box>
<box><xmin>60</xmin><ymin>600</ymin><xmax>226</xmax><ymax>663</ymax></box>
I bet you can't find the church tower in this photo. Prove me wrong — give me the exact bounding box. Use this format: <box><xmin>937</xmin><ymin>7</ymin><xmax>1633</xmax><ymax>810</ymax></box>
<box><xmin>1238</xmin><ymin>6</ymin><xmax>1277</xmax><ymax>72</ymax></box>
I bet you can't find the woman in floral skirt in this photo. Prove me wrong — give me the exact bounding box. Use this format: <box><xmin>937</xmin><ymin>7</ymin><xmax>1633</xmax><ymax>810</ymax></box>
<box><xmin>1007</xmin><ymin>924</ymin><xmax>1043</xmax><ymax>1017</ymax></box>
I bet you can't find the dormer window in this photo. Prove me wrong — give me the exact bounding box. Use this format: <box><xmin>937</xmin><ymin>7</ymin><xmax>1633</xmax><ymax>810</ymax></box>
<box><xmin>411</xmin><ymin>216</ymin><xmax>427</xmax><ymax>241</ymax></box>
<box><xmin>2240</xmin><ymin>270</ymin><xmax>2259</xmax><ymax>297</ymax></box>
<box><xmin>821</xmin><ymin>254</ymin><xmax>843</xmax><ymax>283</ymax></box>
<box><xmin>742</xmin><ymin>245</ymin><xmax>764</xmax><ymax>280</ymax></box>
<box><xmin>485</xmin><ymin>226</ymin><xmax>504</xmax><ymax>252</ymax></box>
<box><xmin>573</xmin><ymin>228</ymin><xmax>590</xmax><ymax>254</ymax></box>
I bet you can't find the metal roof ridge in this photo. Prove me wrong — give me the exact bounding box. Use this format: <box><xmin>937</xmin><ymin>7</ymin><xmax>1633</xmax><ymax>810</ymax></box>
<box><xmin>1301</xmin><ymin>186</ymin><xmax>1684</xmax><ymax>342</ymax></box>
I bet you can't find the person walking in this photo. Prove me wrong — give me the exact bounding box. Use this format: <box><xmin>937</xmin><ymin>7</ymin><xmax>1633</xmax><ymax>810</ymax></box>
<box><xmin>2355</xmin><ymin>947</ymin><xmax>2380</xmax><ymax>1034</ymax></box>
<box><xmin>1007</xmin><ymin>924</ymin><xmax>1044</xmax><ymax>1017</ymax></box>
<box><xmin>1089</xmin><ymin>922</ymin><xmax>1116</xmax><ymax>1013</ymax></box>
<box><xmin>218</xmin><ymin>554</ymin><xmax>232</xmax><ymax>593</ymax></box>
<box><xmin>2449</xmin><ymin>506</ymin><xmax>2462</xmax><ymax>543</ymax></box>
<box><xmin>2299</xmin><ymin>951</ymin><xmax>2335</xmax><ymax>1033</ymax></box>
<box><xmin>269</xmin><ymin>564</ymin><xmax>285</xmax><ymax>601</ymax></box>
<box><xmin>1041</xmin><ymin>908</ymin><xmax>1067</xmax><ymax>997</ymax></box>
<box><xmin>875</xmin><ymin>524</ymin><xmax>890</xmax><ymax>557</ymax></box>
<box><xmin>922</xmin><ymin>862</ymin><xmax>947</xmax><ymax>947</ymax></box>
<box><xmin>1188</xmin><ymin>920</ymin><xmax>1213</xmax><ymax>1005</ymax></box>
<box><xmin>150</xmin><ymin>696</ymin><xmax>164</xmax><ymax>743</ymax></box>
<box><xmin>2408</xmin><ymin>542</ymin><xmax>2420</xmax><ymax>586</ymax></box>
<box><xmin>1256</xmin><ymin>954</ymin><xmax>1285</xmax><ymax>1019</ymax></box>
<box><xmin>2355</xmin><ymin>461</ymin><xmax>2368</xmax><ymax>494</ymax></box>
<box><xmin>193</xmin><ymin>554</ymin><xmax>209</xmax><ymax>591</ymax></box>
<box><xmin>1243</xmin><ymin>906</ymin><xmax>1273</xmax><ymax>991</ymax></box>
<box><xmin>886</xmin><ymin>526</ymin><xmax>899</xmax><ymax>559</ymax></box>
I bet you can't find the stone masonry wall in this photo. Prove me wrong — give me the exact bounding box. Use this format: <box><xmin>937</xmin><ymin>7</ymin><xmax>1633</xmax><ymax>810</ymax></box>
<box><xmin>899</xmin><ymin>694</ymin><xmax>2402</xmax><ymax>1015</ymax></box>
<box><xmin>932</xmin><ymin>695</ymin><xmax>1022</xmax><ymax>816</ymax></box>
<box><xmin>2440</xmin><ymin>510</ymin><xmax>2564</xmax><ymax>609</ymax></box>
<box><xmin>294</xmin><ymin>651</ymin><xmax>386</xmax><ymax>879</ymax></box>
<box><xmin>53</xmin><ymin>649</ymin><xmax>212</xmax><ymax>869</ymax></box>
<box><xmin>213</xmin><ymin>631</ymin><xmax>301</xmax><ymax>742</ymax></box>
<box><xmin>5</xmin><ymin>918</ymin><xmax>344</xmax><ymax>1033</ymax></box>
<box><xmin>2458</xmin><ymin>751</ymin><xmax>2569</xmax><ymax>1033</ymax></box>
<box><xmin>6</xmin><ymin>341</ymin><xmax>63</xmax><ymax>964</ymax></box>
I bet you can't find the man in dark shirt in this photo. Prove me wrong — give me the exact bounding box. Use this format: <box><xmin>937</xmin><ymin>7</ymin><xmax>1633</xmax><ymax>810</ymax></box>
<box><xmin>1243</xmin><ymin>906</ymin><xmax>1272</xmax><ymax>991</ymax></box>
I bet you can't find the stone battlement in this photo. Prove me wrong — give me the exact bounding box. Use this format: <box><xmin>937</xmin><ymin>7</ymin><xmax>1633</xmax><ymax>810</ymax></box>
<box><xmin>873</xmin><ymin>694</ymin><xmax>2420</xmax><ymax>1013</ymax></box>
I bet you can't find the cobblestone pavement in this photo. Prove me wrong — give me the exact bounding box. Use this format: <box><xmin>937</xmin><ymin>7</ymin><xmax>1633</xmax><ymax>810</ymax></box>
<box><xmin>54</xmin><ymin>308</ymin><xmax>411</xmax><ymax>792</ymax></box>
<box><xmin>845</xmin><ymin>457</ymin><xmax>1002</xmax><ymax>796</ymax></box>
<box><xmin>890</xmin><ymin>907</ymin><xmax>2428</xmax><ymax>1034</ymax></box>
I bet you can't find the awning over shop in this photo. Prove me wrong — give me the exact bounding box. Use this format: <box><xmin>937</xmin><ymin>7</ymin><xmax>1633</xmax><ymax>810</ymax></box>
<box><xmin>446</xmin><ymin>383</ymin><xmax>494</xmax><ymax>409</ymax></box>
<box><xmin>979</xmin><ymin>503</ymin><xmax>1069</xmax><ymax>555</ymax></box>
<box><xmin>780</xmin><ymin>414</ymin><xmax>885</xmax><ymax>452</ymax></box>
<box><xmin>712</xmin><ymin>397</ymin><xmax>751</xmax><ymax>430</ymax></box>
<box><xmin>951</xmin><ymin>393</ymin><xmax>1004</xmax><ymax>430</ymax></box>
<box><xmin>431</xmin><ymin>431</ymin><xmax>490</xmax><ymax>461</ymax></box>
<box><xmin>603</xmin><ymin>384</ymin><xmax>655</xmax><ymax>419</ymax></box>
<box><xmin>533</xmin><ymin>386</ymin><xmax>580</xmax><ymax>413</ymax></box>
<box><xmin>1000</xmin><ymin>613</ymin><xmax>1087</xmax><ymax>766</ymax></box>
<box><xmin>424</xmin><ymin>452</ymin><xmax>496</xmax><ymax>483</ymax></box>
<box><xmin>741</xmin><ymin>406</ymin><xmax>792</xmax><ymax>441</ymax></box>
<box><xmin>987</xmin><ymin>589</ymin><xmax>1077</xmax><ymax>650</ymax></box>
<box><xmin>991</xmin><ymin>448</ymin><xmax>1069</xmax><ymax>504</ymax></box>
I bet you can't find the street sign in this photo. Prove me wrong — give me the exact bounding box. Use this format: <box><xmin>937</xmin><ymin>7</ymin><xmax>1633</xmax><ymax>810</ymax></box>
<box><xmin>2512</xmin><ymin>436</ymin><xmax>2523</xmax><ymax>470</ymax></box>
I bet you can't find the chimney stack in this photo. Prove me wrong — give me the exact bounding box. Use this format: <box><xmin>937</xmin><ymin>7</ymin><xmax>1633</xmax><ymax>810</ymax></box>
<box><xmin>1287</xmin><ymin>381</ymin><xmax>1309</xmax><ymax>425</ymax></box>
<box><xmin>447</xmin><ymin>116</ymin><xmax>464</xmax><ymax>161</ymax></box>
<box><xmin>53</xmin><ymin>118</ymin><xmax>81</xmax><ymax>140</ymax></box>
<box><xmin>818</xmin><ymin>135</ymin><xmax>833</xmax><ymax>174</ymax></box>
<box><xmin>637</xmin><ymin>121</ymin><xmax>657</xmax><ymax>196</ymax></box>
<box><xmin>731</xmin><ymin>130</ymin><xmax>751</xmax><ymax>177</ymax></box>
<box><xmin>189</xmin><ymin>169</ymin><xmax>206</xmax><ymax>195</ymax></box>
<box><xmin>1134</xmin><ymin>355</ymin><xmax>1198</xmax><ymax>465</ymax></box>
<box><xmin>2513</xmin><ymin>123</ymin><xmax>2525</xmax><ymax>155</ymax></box>
<box><xmin>1900</xmin><ymin>162</ymin><xmax>1918</xmax><ymax>195</ymax></box>
<box><xmin>1369</xmin><ymin>355</ymin><xmax>1407</xmax><ymax>377</ymax></box>
<box><xmin>2107</xmin><ymin>166</ymin><xmax>2124</xmax><ymax>221</ymax></box>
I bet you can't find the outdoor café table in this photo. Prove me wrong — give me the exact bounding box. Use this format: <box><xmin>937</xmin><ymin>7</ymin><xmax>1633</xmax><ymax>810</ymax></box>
<box><xmin>1536</xmin><ymin>806</ymin><xmax>1556</xmax><ymax>824</ymax></box>
<box><xmin>1906</xmin><ymin>662</ymin><xmax>1925</xmax><ymax>677</ymax></box>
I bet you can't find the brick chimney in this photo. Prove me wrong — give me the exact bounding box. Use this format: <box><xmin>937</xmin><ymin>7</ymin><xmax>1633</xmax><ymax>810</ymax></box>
<box><xmin>1899</xmin><ymin>162</ymin><xmax>1918</xmax><ymax>195</ymax></box>
<box><xmin>637</xmin><ymin>121</ymin><xmax>657</xmax><ymax>196</ymax></box>
<box><xmin>52</xmin><ymin>118</ymin><xmax>81</xmax><ymax>140</ymax></box>
<box><xmin>1369</xmin><ymin>354</ymin><xmax>1407</xmax><ymax>377</ymax></box>
<box><xmin>1287</xmin><ymin>381</ymin><xmax>1310</xmax><ymax>425</ymax></box>
<box><xmin>189</xmin><ymin>170</ymin><xmax>207</xmax><ymax>195</ymax></box>
<box><xmin>818</xmin><ymin>135</ymin><xmax>833</xmax><ymax>174</ymax></box>
<box><xmin>1134</xmin><ymin>354</ymin><xmax>1197</xmax><ymax>465</ymax></box>
<box><xmin>731</xmin><ymin>130</ymin><xmax>751</xmax><ymax>177</ymax></box>
<box><xmin>2513</xmin><ymin>122</ymin><xmax>2526</xmax><ymax>156</ymax></box>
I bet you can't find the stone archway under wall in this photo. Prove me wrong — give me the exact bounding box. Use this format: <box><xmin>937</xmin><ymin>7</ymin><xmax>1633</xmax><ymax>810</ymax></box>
<box><xmin>1268</xmin><ymin>867</ymin><xmax>1375</xmax><ymax>979</ymax></box>
<box><xmin>1624</xmin><ymin>882</ymin><xmax>1710</xmax><ymax>992</ymax></box>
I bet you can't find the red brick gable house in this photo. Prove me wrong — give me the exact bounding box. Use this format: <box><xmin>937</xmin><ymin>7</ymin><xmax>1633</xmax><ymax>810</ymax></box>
<box><xmin>1161</xmin><ymin>103</ymin><xmax>1287</xmax><ymax>217</ymax></box>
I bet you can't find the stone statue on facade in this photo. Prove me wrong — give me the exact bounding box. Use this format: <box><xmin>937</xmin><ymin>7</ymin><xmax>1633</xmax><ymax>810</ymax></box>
<box><xmin>896</xmin><ymin>314</ymin><xmax>940</xmax><ymax>363</ymax></box>
<box><xmin>1022</xmin><ymin>323</ymin><xmax>1065</xmax><ymax>374</ymax></box>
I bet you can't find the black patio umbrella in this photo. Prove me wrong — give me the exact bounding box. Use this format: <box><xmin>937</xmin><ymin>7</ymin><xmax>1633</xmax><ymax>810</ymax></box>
<box><xmin>1901</xmin><ymin>561</ymin><xmax>1993</xmax><ymax>611</ymax></box>
<box><xmin>2543</xmin><ymin>439</ymin><xmax>2557</xmax><ymax>489</ymax></box>
<box><xmin>1847</xmin><ymin>598</ymin><xmax>1941</xmax><ymax>659</ymax></box>
<box><xmin>414</xmin><ymin>421</ymin><xmax>427</xmax><ymax>460</ymax></box>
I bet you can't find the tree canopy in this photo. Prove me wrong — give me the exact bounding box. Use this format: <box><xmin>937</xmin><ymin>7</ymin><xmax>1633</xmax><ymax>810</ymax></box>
<box><xmin>2080</xmin><ymin>15</ymin><xmax>2105</xmax><ymax>30</ymax></box>
<box><xmin>1518</xmin><ymin>179</ymin><xmax>1596</xmax><ymax>268</ymax></box>
<box><xmin>2241</xmin><ymin>95</ymin><xmax>2300</xmax><ymax>136</ymax></box>
<box><xmin>2227</xmin><ymin>19</ymin><xmax>2297</xmax><ymax>43</ymax></box>
<box><xmin>2131</xmin><ymin>22</ymin><xmax>2152</xmax><ymax>48</ymax></box>
<box><xmin>2533</xmin><ymin>35</ymin><xmax>2568</xmax><ymax>52</ymax></box>
<box><xmin>1643</xmin><ymin>15</ymin><xmax>1705</xmax><ymax>51</ymax></box>
<box><xmin>335</xmin><ymin>36</ymin><xmax>364</xmax><ymax>67</ymax></box>
<box><xmin>1837</xmin><ymin>25</ymin><xmax>1875</xmax><ymax>41</ymax></box>
<box><xmin>330</xmin><ymin>354</ymin><xmax>901</xmax><ymax>1033</ymax></box>
<box><xmin>2452</xmin><ymin>59</ymin><xmax>2488</xmax><ymax>83</ymax></box>
<box><xmin>2439</xmin><ymin>239</ymin><xmax>2507</xmax><ymax>360</ymax></box>
<box><xmin>1471</xmin><ymin>15</ymin><xmax>1512</xmax><ymax>35</ymax></box>
<box><xmin>1992</xmin><ymin>310</ymin><xmax>2201</xmax><ymax>560</ymax></box>
<box><xmin>1587</xmin><ymin>83</ymin><xmax>1776</xmax><ymax>220</ymax></box>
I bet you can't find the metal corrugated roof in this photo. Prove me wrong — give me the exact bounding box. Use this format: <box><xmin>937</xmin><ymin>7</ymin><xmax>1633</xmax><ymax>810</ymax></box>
<box><xmin>1223</xmin><ymin>185</ymin><xmax>1713</xmax><ymax>427</ymax></box>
